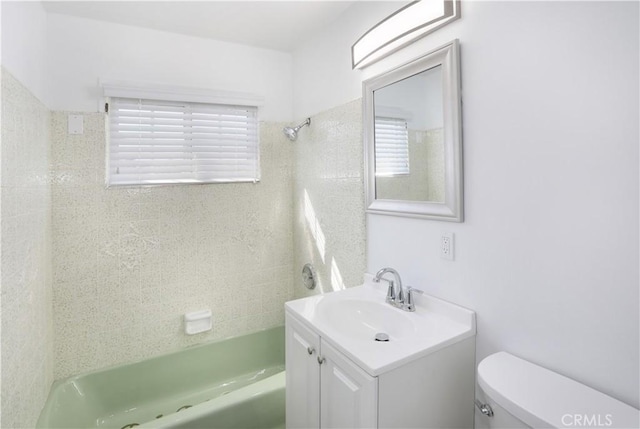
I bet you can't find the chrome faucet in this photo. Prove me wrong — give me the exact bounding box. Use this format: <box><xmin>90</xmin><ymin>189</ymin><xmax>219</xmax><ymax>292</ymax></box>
<box><xmin>373</xmin><ymin>267</ymin><xmax>405</xmax><ymax>308</ymax></box>
<box><xmin>373</xmin><ymin>267</ymin><xmax>423</xmax><ymax>312</ymax></box>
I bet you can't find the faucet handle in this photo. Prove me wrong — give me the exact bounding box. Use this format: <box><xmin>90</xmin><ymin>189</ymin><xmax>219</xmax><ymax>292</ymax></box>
<box><xmin>404</xmin><ymin>287</ymin><xmax>424</xmax><ymax>312</ymax></box>
<box><xmin>374</xmin><ymin>277</ymin><xmax>396</xmax><ymax>303</ymax></box>
<box><xmin>385</xmin><ymin>280</ymin><xmax>396</xmax><ymax>303</ymax></box>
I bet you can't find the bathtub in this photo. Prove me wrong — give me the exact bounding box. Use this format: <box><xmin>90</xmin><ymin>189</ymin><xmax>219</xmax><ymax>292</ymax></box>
<box><xmin>37</xmin><ymin>327</ymin><xmax>285</xmax><ymax>429</ymax></box>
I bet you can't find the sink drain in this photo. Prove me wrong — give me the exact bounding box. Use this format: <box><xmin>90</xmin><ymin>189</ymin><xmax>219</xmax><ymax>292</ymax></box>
<box><xmin>375</xmin><ymin>333</ymin><xmax>390</xmax><ymax>342</ymax></box>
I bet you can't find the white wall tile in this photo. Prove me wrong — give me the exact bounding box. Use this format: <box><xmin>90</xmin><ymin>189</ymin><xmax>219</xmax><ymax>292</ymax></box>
<box><xmin>292</xmin><ymin>100</ymin><xmax>366</xmax><ymax>298</ymax></box>
<box><xmin>51</xmin><ymin>113</ymin><xmax>295</xmax><ymax>378</ymax></box>
<box><xmin>1</xmin><ymin>68</ymin><xmax>53</xmax><ymax>429</ymax></box>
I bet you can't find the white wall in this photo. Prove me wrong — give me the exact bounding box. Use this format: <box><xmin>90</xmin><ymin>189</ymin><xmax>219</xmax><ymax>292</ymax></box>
<box><xmin>294</xmin><ymin>1</ymin><xmax>640</xmax><ymax>408</ymax></box>
<box><xmin>1</xmin><ymin>1</ymin><xmax>49</xmax><ymax>105</ymax></box>
<box><xmin>46</xmin><ymin>13</ymin><xmax>293</xmax><ymax>121</ymax></box>
<box><xmin>292</xmin><ymin>1</ymin><xmax>403</xmax><ymax>120</ymax></box>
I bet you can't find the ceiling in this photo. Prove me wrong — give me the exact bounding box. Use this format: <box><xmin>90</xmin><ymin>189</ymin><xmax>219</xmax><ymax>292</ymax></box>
<box><xmin>42</xmin><ymin>1</ymin><xmax>358</xmax><ymax>52</ymax></box>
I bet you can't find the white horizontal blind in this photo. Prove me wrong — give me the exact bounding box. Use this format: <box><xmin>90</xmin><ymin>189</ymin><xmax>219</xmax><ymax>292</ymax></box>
<box><xmin>374</xmin><ymin>117</ymin><xmax>409</xmax><ymax>176</ymax></box>
<box><xmin>108</xmin><ymin>97</ymin><xmax>260</xmax><ymax>186</ymax></box>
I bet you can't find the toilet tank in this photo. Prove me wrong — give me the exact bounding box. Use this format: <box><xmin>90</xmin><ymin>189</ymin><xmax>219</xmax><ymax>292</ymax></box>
<box><xmin>476</xmin><ymin>352</ymin><xmax>639</xmax><ymax>429</ymax></box>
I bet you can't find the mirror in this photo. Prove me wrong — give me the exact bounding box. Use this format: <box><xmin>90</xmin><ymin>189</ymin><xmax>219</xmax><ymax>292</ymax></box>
<box><xmin>363</xmin><ymin>40</ymin><xmax>463</xmax><ymax>221</ymax></box>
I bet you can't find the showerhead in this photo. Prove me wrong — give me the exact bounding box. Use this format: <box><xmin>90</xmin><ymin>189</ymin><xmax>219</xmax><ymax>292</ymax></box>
<box><xmin>283</xmin><ymin>118</ymin><xmax>311</xmax><ymax>141</ymax></box>
<box><xmin>283</xmin><ymin>126</ymin><xmax>298</xmax><ymax>141</ymax></box>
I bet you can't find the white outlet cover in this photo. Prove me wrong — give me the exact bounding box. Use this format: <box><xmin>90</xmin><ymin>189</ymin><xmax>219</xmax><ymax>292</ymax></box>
<box><xmin>441</xmin><ymin>232</ymin><xmax>454</xmax><ymax>261</ymax></box>
<box><xmin>68</xmin><ymin>114</ymin><xmax>84</xmax><ymax>135</ymax></box>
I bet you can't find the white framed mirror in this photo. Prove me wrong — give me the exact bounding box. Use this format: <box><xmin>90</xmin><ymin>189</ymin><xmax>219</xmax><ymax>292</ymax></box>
<box><xmin>363</xmin><ymin>39</ymin><xmax>463</xmax><ymax>222</ymax></box>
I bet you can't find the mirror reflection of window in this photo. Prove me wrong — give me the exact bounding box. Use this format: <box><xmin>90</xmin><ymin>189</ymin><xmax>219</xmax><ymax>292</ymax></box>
<box><xmin>373</xmin><ymin>66</ymin><xmax>445</xmax><ymax>203</ymax></box>
<box><xmin>374</xmin><ymin>117</ymin><xmax>409</xmax><ymax>177</ymax></box>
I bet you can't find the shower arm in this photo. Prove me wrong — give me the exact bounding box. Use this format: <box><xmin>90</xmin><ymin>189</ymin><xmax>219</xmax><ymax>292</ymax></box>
<box><xmin>294</xmin><ymin>118</ymin><xmax>311</xmax><ymax>131</ymax></box>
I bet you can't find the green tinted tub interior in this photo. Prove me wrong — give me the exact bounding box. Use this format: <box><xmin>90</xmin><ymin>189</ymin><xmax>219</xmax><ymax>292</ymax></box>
<box><xmin>37</xmin><ymin>326</ymin><xmax>285</xmax><ymax>429</ymax></box>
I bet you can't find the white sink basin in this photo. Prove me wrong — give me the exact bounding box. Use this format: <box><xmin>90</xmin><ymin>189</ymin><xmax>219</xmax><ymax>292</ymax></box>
<box><xmin>316</xmin><ymin>298</ymin><xmax>416</xmax><ymax>340</ymax></box>
<box><xmin>285</xmin><ymin>274</ymin><xmax>476</xmax><ymax>376</ymax></box>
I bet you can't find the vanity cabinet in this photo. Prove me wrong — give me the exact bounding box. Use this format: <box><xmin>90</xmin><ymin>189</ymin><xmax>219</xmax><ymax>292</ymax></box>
<box><xmin>286</xmin><ymin>314</ymin><xmax>320</xmax><ymax>429</ymax></box>
<box><xmin>285</xmin><ymin>282</ymin><xmax>476</xmax><ymax>429</ymax></box>
<box><xmin>285</xmin><ymin>314</ymin><xmax>377</xmax><ymax>429</ymax></box>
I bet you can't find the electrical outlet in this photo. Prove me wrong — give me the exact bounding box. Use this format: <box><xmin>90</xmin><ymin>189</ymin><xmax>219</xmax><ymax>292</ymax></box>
<box><xmin>441</xmin><ymin>233</ymin><xmax>454</xmax><ymax>261</ymax></box>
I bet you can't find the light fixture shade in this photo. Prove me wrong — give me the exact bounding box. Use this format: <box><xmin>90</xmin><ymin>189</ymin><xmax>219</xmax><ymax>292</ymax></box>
<box><xmin>352</xmin><ymin>0</ymin><xmax>460</xmax><ymax>69</ymax></box>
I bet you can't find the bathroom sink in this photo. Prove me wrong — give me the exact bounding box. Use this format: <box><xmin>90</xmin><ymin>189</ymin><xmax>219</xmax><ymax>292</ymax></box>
<box><xmin>285</xmin><ymin>274</ymin><xmax>476</xmax><ymax>376</ymax></box>
<box><xmin>316</xmin><ymin>298</ymin><xmax>416</xmax><ymax>341</ymax></box>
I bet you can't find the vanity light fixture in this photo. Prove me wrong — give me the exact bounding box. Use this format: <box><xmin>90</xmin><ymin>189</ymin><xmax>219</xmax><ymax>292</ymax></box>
<box><xmin>352</xmin><ymin>0</ymin><xmax>460</xmax><ymax>69</ymax></box>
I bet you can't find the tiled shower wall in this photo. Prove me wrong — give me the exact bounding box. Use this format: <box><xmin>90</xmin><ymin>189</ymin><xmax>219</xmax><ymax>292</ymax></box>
<box><xmin>376</xmin><ymin>129</ymin><xmax>445</xmax><ymax>202</ymax></box>
<box><xmin>293</xmin><ymin>100</ymin><xmax>366</xmax><ymax>298</ymax></box>
<box><xmin>51</xmin><ymin>113</ymin><xmax>294</xmax><ymax>378</ymax></box>
<box><xmin>1</xmin><ymin>69</ymin><xmax>54</xmax><ymax>428</ymax></box>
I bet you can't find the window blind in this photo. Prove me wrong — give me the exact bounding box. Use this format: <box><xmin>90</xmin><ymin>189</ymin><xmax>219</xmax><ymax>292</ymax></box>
<box><xmin>374</xmin><ymin>117</ymin><xmax>409</xmax><ymax>177</ymax></box>
<box><xmin>107</xmin><ymin>97</ymin><xmax>260</xmax><ymax>186</ymax></box>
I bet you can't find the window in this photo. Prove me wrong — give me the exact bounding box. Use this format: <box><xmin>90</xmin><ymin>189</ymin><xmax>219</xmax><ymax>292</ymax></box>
<box><xmin>374</xmin><ymin>116</ymin><xmax>409</xmax><ymax>176</ymax></box>
<box><xmin>107</xmin><ymin>97</ymin><xmax>259</xmax><ymax>186</ymax></box>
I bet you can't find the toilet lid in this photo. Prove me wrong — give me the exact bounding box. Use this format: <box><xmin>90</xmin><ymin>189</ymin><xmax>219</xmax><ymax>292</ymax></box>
<box><xmin>477</xmin><ymin>352</ymin><xmax>639</xmax><ymax>429</ymax></box>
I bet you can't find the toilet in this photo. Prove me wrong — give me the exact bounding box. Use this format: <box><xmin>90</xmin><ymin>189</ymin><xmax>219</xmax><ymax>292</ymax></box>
<box><xmin>476</xmin><ymin>352</ymin><xmax>639</xmax><ymax>429</ymax></box>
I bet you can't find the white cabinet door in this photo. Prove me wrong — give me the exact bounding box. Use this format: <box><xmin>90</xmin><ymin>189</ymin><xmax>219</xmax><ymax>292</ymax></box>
<box><xmin>286</xmin><ymin>314</ymin><xmax>321</xmax><ymax>429</ymax></box>
<box><xmin>320</xmin><ymin>341</ymin><xmax>378</xmax><ymax>429</ymax></box>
